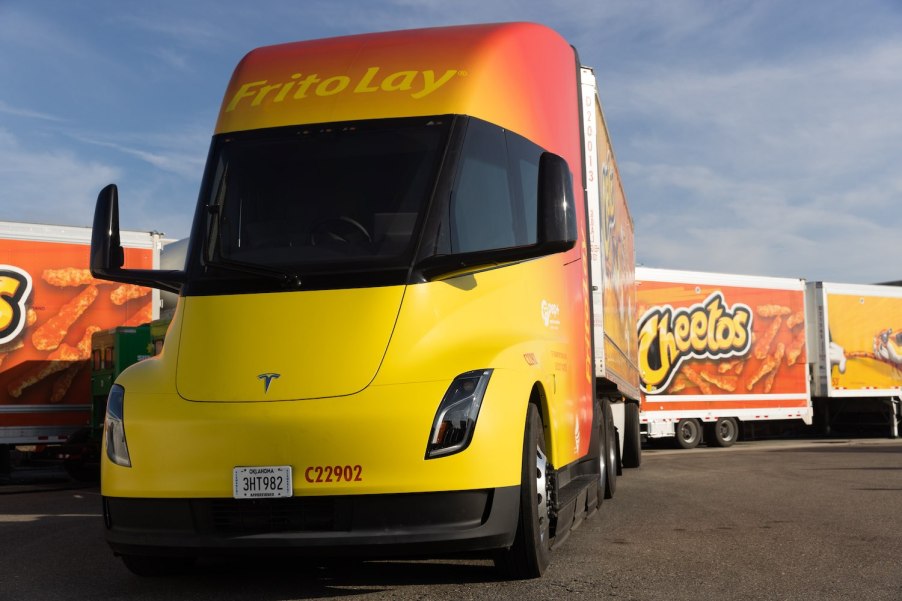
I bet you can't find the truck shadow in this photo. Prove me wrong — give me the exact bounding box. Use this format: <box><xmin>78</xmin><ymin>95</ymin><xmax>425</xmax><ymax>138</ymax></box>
<box><xmin>127</xmin><ymin>555</ymin><xmax>506</xmax><ymax>599</ymax></box>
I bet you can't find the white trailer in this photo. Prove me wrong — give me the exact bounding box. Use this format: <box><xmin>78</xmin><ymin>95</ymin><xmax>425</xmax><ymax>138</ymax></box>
<box><xmin>806</xmin><ymin>281</ymin><xmax>902</xmax><ymax>437</ymax></box>
<box><xmin>635</xmin><ymin>267</ymin><xmax>812</xmax><ymax>448</ymax></box>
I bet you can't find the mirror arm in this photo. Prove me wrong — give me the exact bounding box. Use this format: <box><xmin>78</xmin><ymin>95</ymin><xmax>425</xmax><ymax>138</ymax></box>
<box><xmin>90</xmin><ymin>184</ymin><xmax>186</xmax><ymax>295</ymax></box>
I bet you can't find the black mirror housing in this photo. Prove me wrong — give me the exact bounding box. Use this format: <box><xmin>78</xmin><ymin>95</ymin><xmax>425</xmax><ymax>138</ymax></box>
<box><xmin>89</xmin><ymin>184</ymin><xmax>186</xmax><ymax>294</ymax></box>
<box><xmin>91</xmin><ymin>184</ymin><xmax>125</xmax><ymax>277</ymax></box>
<box><xmin>537</xmin><ymin>152</ymin><xmax>578</xmax><ymax>250</ymax></box>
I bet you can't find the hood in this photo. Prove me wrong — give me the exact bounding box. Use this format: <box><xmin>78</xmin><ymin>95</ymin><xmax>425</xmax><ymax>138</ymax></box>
<box><xmin>175</xmin><ymin>286</ymin><xmax>404</xmax><ymax>401</ymax></box>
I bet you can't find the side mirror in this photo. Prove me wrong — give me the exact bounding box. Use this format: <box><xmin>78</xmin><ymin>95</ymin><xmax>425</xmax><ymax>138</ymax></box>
<box><xmin>89</xmin><ymin>184</ymin><xmax>186</xmax><ymax>294</ymax></box>
<box><xmin>90</xmin><ymin>184</ymin><xmax>126</xmax><ymax>277</ymax></box>
<box><xmin>537</xmin><ymin>153</ymin><xmax>578</xmax><ymax>250</ymax></box>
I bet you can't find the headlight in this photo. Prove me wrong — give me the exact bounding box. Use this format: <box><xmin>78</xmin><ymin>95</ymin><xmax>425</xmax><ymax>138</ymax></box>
<box><xmin>104</xmin><ymin>384</ymin><xmax>131</xmax><ymax>467</ymax></box>
<box><xmin>426</xmin><ymin>369</ymin><xmax>492</xmax><ymax>459</ymax></box>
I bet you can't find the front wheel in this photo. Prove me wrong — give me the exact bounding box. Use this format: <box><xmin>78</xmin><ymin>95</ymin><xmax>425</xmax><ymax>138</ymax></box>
<box><xmin>494</xmin><ymin>404</ymin><xmax>551</xmax><ymax>579</ymax></box>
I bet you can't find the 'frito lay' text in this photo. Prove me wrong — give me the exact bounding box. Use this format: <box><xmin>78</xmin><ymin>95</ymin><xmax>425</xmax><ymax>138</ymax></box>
<box><xmin>226</xmin><ymin>67</ymin><xmax>461</xmax><ymax>111</ymax></box>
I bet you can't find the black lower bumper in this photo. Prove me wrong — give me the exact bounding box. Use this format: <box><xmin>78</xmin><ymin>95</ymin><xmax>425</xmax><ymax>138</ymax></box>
<box><xmin>103</xmin><ymin>486</ymin><xmax>520</xmax><ymax>558</ymax></box>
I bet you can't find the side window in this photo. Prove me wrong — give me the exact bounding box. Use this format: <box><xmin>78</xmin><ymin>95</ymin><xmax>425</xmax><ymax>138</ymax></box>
<box><xmin>450</xmin><ymin>121</ymin><xmax>516</xmax><ymax>253</ymax></box>
<box><xmin>506</xmin><ymin>131</ymin><xmax>542</xmax><ymax>246</ymax></box>
<box><xmin>434</xmin><ymin>118</ymin><xmax>545</xmax><ymax>257</ymax></box>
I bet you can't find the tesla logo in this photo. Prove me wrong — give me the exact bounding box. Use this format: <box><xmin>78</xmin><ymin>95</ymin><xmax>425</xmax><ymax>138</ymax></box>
<box><xmin>257</xmin><ymin>372</ymin><xmax>281</xmax><ymax>393</ymax></box>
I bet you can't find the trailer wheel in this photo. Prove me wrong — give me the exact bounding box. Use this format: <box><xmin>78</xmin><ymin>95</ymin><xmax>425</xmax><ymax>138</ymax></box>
<box><xmin>120</xmin><ymin>554</ymin><xmax>195</xmax><ymax>577</ymax></box>
<box><xmin>591</xmin><ymin>400</ymin><xmax>607</xmax><ymax>510</ymax></box>
<box><xmin>622</xmin><ymin>401</ymin><xmax>642</xmax><ymax>468</ymax></box>
<box><xmin>675</xmin><ymin>418</ymin><xmax>701</xmax><ymax>449</ymax></box>
<box><xmin>494</xmin><ymin>404</ymin><xmax>551</xmax><ymax>579</ymax></box>
<box><xmin>709</xmin><ymin>417</ymin><xmax>739</xmax><ymax>447</ymax></box>
<box><xmin>603</xmin><ymin>398</ymin><xmax>618</xmax><ymax>499</ymax></box>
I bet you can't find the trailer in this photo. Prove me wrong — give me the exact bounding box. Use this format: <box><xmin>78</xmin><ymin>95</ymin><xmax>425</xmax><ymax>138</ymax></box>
<box><xmin>635</xmin><ymin>267</ymin><xmax>811</xmax><ymax>448</ymax></box>
<box><xmin>806</xmin><ymin>281</ymin><xmax>902</xmax><ymax>437</ymax></box>
<box><xmin>88</xmin><ymin>22</ymin><xmax>640</xmax><ymax>578</ymax></box>
<box><xmin>0</xmin><ymin>221</ymin><xmax>164</xmax><ymax>473</ymax></box>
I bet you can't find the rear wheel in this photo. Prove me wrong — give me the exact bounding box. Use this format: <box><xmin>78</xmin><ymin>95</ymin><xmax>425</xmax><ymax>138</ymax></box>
<box><xmin>622</xmin><ymin>401</ymin><xmax>642</xmax><ymax>468</ymax></box>
<box><xmin>709</xmin><ymin>417</ymin><xmax>739</xmax><ymax>447</ymax></box>
<box><xmin>593</xmin><ymin>401</ymin><xmax>607</xmax><ymax>509</ymax></box>
<box><xmin>494</xmin><ymin>404</ymin><xmax>551</xmax><ymax>579</ymax></box>
<box><xmin>675</xmin><ymin>418</ymin><xmax>702</xmax><ymax>449</ymax></box>
<box><xmin>602</xmin><ymin>398</ymin><xmax>618</xmax><ymax>499</ymax></box>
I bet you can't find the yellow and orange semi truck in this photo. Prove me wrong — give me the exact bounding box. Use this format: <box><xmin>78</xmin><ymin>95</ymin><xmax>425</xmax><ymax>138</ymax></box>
<box><xmin>89</xmin><ymin>23</ymin><xmax>640</xmax><ymax>578</ymax></box>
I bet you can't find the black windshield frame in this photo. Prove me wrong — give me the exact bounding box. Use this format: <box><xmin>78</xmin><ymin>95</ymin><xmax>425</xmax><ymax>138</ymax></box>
<box><xmin>183</xmin><ymin>116</ymin><xmax>456</xmax><ymax>294</ymax></box>
<box><xmin>181</xmin><ymin>114</ymin><xmax>558</xmax><ymax>295</ymax></box>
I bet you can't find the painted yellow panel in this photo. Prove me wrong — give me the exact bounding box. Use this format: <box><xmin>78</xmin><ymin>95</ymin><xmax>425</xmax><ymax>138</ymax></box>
<box><xmin>175</xmin><ymin>287</ymin><xmax>403</xmax><ymax>401</ymax></box>
<box><xmin>827</xmin><ymin>292</ymin><xmax>902</xmax><ymax>391</ymax></box>
<box><xmin>102</xmin><ymin>256</ymin><xmax>591</xmax><ymax>497</ymax></box>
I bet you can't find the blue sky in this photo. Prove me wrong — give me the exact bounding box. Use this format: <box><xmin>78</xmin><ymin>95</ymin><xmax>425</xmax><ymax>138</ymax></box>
<box><xmin>1</xmin><ymin>0</ymin><xmax>900</xmax><ymax>283</ymax></box>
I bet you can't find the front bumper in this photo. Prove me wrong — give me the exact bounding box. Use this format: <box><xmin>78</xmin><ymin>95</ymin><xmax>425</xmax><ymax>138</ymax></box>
<box><xmin>103</xmin><ymin>486</ymin><xmax>519</xmax><ymax>558</ymax></box>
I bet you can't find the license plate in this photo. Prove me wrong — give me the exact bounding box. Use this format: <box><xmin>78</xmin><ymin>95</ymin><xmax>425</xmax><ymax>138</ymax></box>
<box><xmin>233</xmin><ymin>466</ymin><xmax>292</xmax><ymax>499</ymax></box>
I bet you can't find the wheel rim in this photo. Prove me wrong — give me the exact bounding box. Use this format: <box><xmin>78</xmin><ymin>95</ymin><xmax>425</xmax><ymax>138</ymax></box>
<box><xmin>679</xmin><ymin>421</ymin><xmax>696</xmax><ymax>443</ymax></box>
<box><xmin>718</xmin><ymin>420</ymin><xmax>736</xmax><ymax>441</ymax></box>
<box><xmin>536</xmin><ymin>445</ymin><xmax>548</xmax><ymax>542</ymax></box>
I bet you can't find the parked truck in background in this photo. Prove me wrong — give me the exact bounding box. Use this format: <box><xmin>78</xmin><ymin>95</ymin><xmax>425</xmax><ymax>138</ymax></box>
<box><xmin>636</xmin><ymin>268</ymin><xmax>902</xmax><ymax>448</ymax></box>
<box><xmin>807</xmin><ymin>281</ymin><xmax>902</xmax><ymax>437</ymax></box>
<box><xmin>0</xmin><ymin>221</ymin><xmax>164</xmax><ymax>473</ymax></box>
<box><xmin>88</xmin><ymin>22</ymin><xmax>641</xmax><ymax>578</ymax></box>
<box><xmin>635</xmin><ymin>267</ymin><xmax>812</xmax><ymax>448</ymax></box>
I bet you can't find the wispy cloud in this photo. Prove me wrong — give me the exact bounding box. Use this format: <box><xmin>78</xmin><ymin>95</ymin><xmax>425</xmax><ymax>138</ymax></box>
<box><xmin>0</xmin><ymin>129</ymin><xmax>119</xmax><ymax>226</ymax></box>
<box><xmin>0</xmin><ymin>101</ymin><xmax>66</xmax><ymax>123</ymax></box>
<box><xmin>67</xmin><ymin>130</ymin><xmax>208</xmax><ymax>180</ymax></box>
<box><xmin>1</xmin><ymin>0</ymin><xmax>900</xmax><ymax>281</ymax></box>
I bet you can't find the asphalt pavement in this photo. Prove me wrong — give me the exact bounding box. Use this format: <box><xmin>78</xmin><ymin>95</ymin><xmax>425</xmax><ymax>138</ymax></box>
<box><xmin>1</xmin><ymin>438</ymin><xmax>901</xmax><ymax>600</ymax></box>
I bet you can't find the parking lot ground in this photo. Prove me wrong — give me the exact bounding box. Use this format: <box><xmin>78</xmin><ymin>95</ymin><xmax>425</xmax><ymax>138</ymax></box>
<box><xmin>1</xmin><ymin>438</ymin><xmax>901</xmax><ymax>600</ymax></box>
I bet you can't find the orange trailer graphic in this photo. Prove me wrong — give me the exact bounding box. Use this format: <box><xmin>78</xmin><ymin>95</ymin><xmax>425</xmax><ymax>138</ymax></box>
<box><xmin>636</xmin><ymin>267</ymin><xmax>811</xmax><ymax>448</ymax></box>
<box><xmin>0</xmin><ymin>222</ymin><xmax>163</xmax><ymax>445</ymax></box>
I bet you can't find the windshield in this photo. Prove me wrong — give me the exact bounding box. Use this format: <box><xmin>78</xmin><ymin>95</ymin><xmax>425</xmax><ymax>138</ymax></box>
<box><xmin>201</xmin><ymin>117</ymin><xmax>451</xmax><ymax>285</ymax></box>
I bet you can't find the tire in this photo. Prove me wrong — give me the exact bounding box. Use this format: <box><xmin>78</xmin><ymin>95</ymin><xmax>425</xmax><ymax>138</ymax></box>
<box><xmin>494</xmin><ymin>404</ymin><xmax>551</xmax><ymax>579</ymax></box>
<box><xmin>593</xmin><ymin>401</ymin><xmax>607</xmax><ymax>510</ymax></box>
<box><xmin>602</xmin><ymin>398</ymin><xmax>618</xmax><ymax>499</ymax></box>
<box><xmin>710</xmin><ymin>417</ymin><xmax>739</xmax><ymax>448</ymax></box>
<box><xmin>621</xmin><ymin>401</ymin><xmax>642</xmax><ymax>468</ymax></box>
<box><xmin>675</xmin><ymin>418</ymin><xmax>702</xmax><ymax>449</ymax></box>
<box><xmin>120</xmin><ymin>554</ymin><xmax>195</xmax><ymax>577</ymax></box>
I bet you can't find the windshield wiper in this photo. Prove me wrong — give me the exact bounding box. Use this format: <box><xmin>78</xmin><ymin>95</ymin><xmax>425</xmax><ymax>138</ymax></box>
<box><xmin>206</xmin><ymin>257</ymin><xmax>302</xmax><ymax>289</ymax></box>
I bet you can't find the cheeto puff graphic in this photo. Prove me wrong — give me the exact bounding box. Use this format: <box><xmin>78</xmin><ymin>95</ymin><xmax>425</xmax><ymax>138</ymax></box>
<box><xmin>829</xmin><ymin>341</ymin><xmax>847</xmax><ymax>374</ymax></box>
<box><xmin>874</xmin><ymin>329</ymin><xmax>902</xmax><ymax>368</ymax></box>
